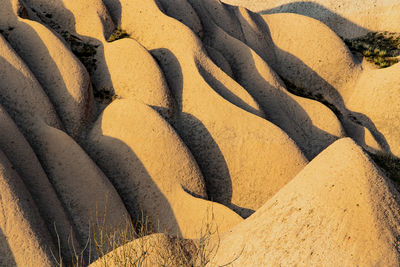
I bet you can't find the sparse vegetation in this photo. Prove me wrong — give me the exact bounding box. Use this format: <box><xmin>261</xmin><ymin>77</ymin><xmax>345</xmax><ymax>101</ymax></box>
<box><xmin>93</xmin><ymin>87</ymin><xmax>119</xmax><ymax>105</ymax></box>
<box><xmin>108</xmin><ymin>27</ymin><xmax>129</xmax><ymax>42</ymax></box>
<box><xmin>343</xmin><ymin>31</ymin><xmax>400</xmax><ymax>68</ymax></box>
<box><xmin>54</xmin><ymin>207</ymin><xmax>240</xmax><ymax>267</ymax></box>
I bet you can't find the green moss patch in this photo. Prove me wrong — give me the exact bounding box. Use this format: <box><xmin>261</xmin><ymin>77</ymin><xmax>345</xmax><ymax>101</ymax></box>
<box><xmin>343</xmin><ymin>31</ymin><xmax>400</xmax><ymax>68</ymax></box>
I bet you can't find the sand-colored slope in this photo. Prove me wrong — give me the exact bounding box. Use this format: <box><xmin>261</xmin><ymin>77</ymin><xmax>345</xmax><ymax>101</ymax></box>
<box><xmin>167</xmin><ymin>0</ymin><xmax>346</xmax><ymax>159</ymax></box>
<box><xmin>205</xmin><ymin>45</ymin><xmax>234</xmax><ymax>78</ymax></box>
<box><xmin>6</xmin><ymin>20</ymin><xmax>95</xmax><ymax>139</ymax></box>
<box><xmin>0</xmin><ymin>149</ymin><xmax>56</xmax><ymax>266</ymax></box>
<box><xmin>211</xmin><ymin>138</ymin><xmax>400</xmax><ymax>266</ymax></box>
<box><xmin>25</xmin><ymin>0</ymin><xmax>176</xmax><ymax>120</ymax></box>
<box><xmin>222</xmin><ymin>0</ymin><xmax>400</xmax><ymax>39</ymax></box>
<box><xmin>260</xmin><ymin>12</ymin><xmax>400</xmax><ymax>158</ymax></box>
<box><xmin>103</xmin><ymin>0</ymin><xmax>264</xmax><ymax>119</ymax></box>
<box><xmin>102</xmin><ymin>0</ymin><xmax>307</xmax><ymax>218</ymax></box>
<box><xmin>89</xmin><ymin>233</ymin><xmax>197</xmax><ymax>267</ymax></box>
<box><xmin>262</xmin><ymin>13</ymin><xmax>361</xmax><ymax>104</ymax></box>
<box><xmin>23</xmin><ymin>0</ymin><xmax>114</xmax><ymax>42</ymax></box>
<box><xmin>101</xmin><ymin>38</ymin><xmax>176</xmax><ymax>120</ymax></box>
<box><xmin>0</xmin><ymin>104</ymin><xmax>81</xmax><ymax>261</ymax></box>
<box><xmin>27</xmin><ymin>120</ymin><xmax>131</xmax><ymax>254</ymax></box>
<box><xmin>88</xmin><ymin>99</ymin><xmax>242</xmax><ymax>239</ymax></box>
<box><xmin>156</xmin><ymin>0</ymin><xmax>204</xmax><ymax>38</ymax></box>
<box><xmin>347</xmin><ymin>63</ymin><xmax>400</xmax><ymax>156</ymax></box>
<box><xmin>0</xmin><ymin>1</ymin><xmax>95</xmax><ymax>139</ymax></box>
<box><xmin>232</xmin><ymin>5</ymin><xmax>278</xmax><ymax>66</ymax></box>
<box><xmin>0</xmin><ymin>33</ymin><xmax>61</xmax><ymax>130</ymax></box>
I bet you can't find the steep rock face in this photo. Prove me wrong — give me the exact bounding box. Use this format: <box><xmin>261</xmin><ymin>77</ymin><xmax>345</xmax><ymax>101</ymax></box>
<box><xmin>211</xmin><ymin>138</ymin><xmax>400</xmax><ymax>266</ymax></box>
<box><xmin>0</xmin><ymin>149</ymin><xmax>56</xmax><ymax>267</ymax></box>
<box><xmin>88</xmin><ymin>99</ymin><xmax>242</xmax><ymax>239</ymax></box>
<box><xmin>222</xmin><ymin>0</ymin><xmax>400</xmax><ymax>38</ymax></box>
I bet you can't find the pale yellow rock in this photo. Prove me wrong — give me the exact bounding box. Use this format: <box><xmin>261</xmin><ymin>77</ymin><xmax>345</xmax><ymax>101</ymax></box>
<box><xmin>0</xmin><ymin>149</ymin><xmax>56</xmax><ymax>267</ymax></box>
<box><xmin>346</xmin><ymin>63</ymin><xmax>400</xmax><ymax>157</ymax></box>
<box><xmin>23</xmin><ymin>0</ymin><xmax>114</xmax><ymax>41</ymax></box>
<box><xmin>1</xmin><ymin>0</ymin><xmax>96</xmax><ymax>139</ymax></box>
<box><xmin>104</xmin><ymin>0</ymin><xmax>265</xmax><ymax>118</ymax></box>
<box><xmin>261</xmin><ymin>13</ymin><xmax>361</xmax><ymax>104</ymax></box>
<box><xmin>205</xmin><ymin>45</ymin><xmax>234</xmax><ymax>78</ymax></box>
<box><xmin>0</xmin><ymin>104</ymin><xmax>81</xmax><ymax>261</ymax></box>
<box><xmin>211</xmin><ymin>138</ymin><xmax>400</xmax><ymax>266</ymax></box>
<box><xmin>101</xmin><ymin>38</ymin><xmax>175</xmax><ymax>119</ymax></box>
<box><xmin>28</xmin><ymin>120</ymin><xmax>131</xmax><ymax>254</ymax></box>
<box><xmin>259</xmin><ymin>12</ymin><xmax>400</xmax><ymax>157</ymax></box>
<box><xmin>103</xmin><ymin>0</ymin><xmax>307</xmax><ymax>218</ymax></box>
<box><xmin>88</xmin><ymin>99</ymin><xmax>242</xmax><ymax>239</ymax></box>
<box><xmin>157</xmin><ymin>0</ymin><xmax>204</xmax><ymax>38</ymax></box>
<box><xmin>182</xmin><ymin>0</ymin><xmax>346</xmax><ymax>159</ymax></box>
<box><xmin>233</xmin><ymin>5</ymin><xmax>277</xmax><ymax>66</ymax></box>
<box><xmin>89</xmin><ymin>233</ymin><xmax>197</xmax><ymax>267</ymax></box>
<box><xmin>61</xmin><ymin>0</ymin><xmax>115</xmax><ymax>41</ymax></box>
<box><xmin>0</xmin><ymin>32</ymin><xmax>61</xmax><ymax>130</ymax></box>
<box><xmin>26</xmin><ymin>0</ymin><xmax>176</xmax><ymax>120</ymax></box>
<box><xmin>222</xmin><ymin>0</ymin><xmax>400</xmax><ymax>39</ymax></box>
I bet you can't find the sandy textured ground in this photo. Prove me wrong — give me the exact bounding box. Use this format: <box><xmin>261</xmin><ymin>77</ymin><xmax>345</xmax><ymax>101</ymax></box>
<box><xmin>0</xmin><ymin>0</ymin><xmax>399</xmax><ymax>266</ymax></box>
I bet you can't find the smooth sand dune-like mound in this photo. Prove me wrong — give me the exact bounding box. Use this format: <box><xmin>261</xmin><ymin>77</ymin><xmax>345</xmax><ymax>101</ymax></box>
<box><xmin>1</xmin><ymin>0</ymin><xmax>95</xmax><ymax>139</ymax></box>
<box><xmin>105</xmin><ymin>0</ymin><xmax>307</xmax><ymax>218</ymax></box>
<box><xmin>88</xmin><ymin>99</ymin><xmax>243</xmax><ymax>239</ymax></box>
<box><xmin>260</xmin><ymin>12</ymin><xmax>400</xmax><ymax>157</ymax></box>
<box><xmin>0</xmin><ymin>149</ymin><xmax>56</xmax><ymax>267</ymax></box>
<box><xmin>0</xmin><ymin>105</ymin><xmax>80</xmax><ymax>261</ymax></box>
<box><xmin>0</xmin><ymin>33</ymin><xmax>61</xmax><ymax>131</ymax></box>
<box><xmin>262</xmin><ymin>13</ymin><xmax>361</xmax><ymax>103</ymax></box>
<box><xmin>101</xmin><ymin>38</ymin><xmax>176</xmax><ymax>119</ymax></box>
<box><xmin>25</xmin><ymin>0</ymin><xmax>176</xmax><ymax>120</ymax></box>
<box><xmin>347</xmin><ymin>63</ymin><xmax>400</xmax><ymax>156</ymax></box>
<box><xmin>0</xmin><ymin>0</ymin><xmax>400</xmax><ymax>265</ymax></box>
<box><xmin>222</xmin><ymin>0</ymin><xmax>400</xmax><ymax>38</ymax></box>
<box><xmin>211</xmin><ymin>138</ymin><xmax>400</xmax><ymax>266</ymax></box>
<box><xmin>28</xmin><ymin>120</ymin><xmax>131</xmax><ymax>254</ymax></box>
<box><xmin>164</xmin><ymin>0</ymin><xmax>346</xmax><ymax>159</ymax></box>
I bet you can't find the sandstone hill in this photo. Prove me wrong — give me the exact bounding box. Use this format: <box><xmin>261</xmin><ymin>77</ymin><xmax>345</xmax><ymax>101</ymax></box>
<box><xmin>0</xmin><ymin>0</ymin><xmax>399</xmax><ymax>266</ymax></box>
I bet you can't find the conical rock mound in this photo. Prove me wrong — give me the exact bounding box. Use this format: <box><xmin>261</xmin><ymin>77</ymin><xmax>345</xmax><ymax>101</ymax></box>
<box><xmin>107</xmin><ymin>0</ymin><xmax>308</xmax><ymax>217</ymax></box>
<box><xmin>88</xmin><ymin>98</ymin><xmax>243</xmax><ymax>239</ymax></box>
<box><xmin>211</xmin><ymin>138</ymin><xmax>400</xmax><ymax>266</ymax></box>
